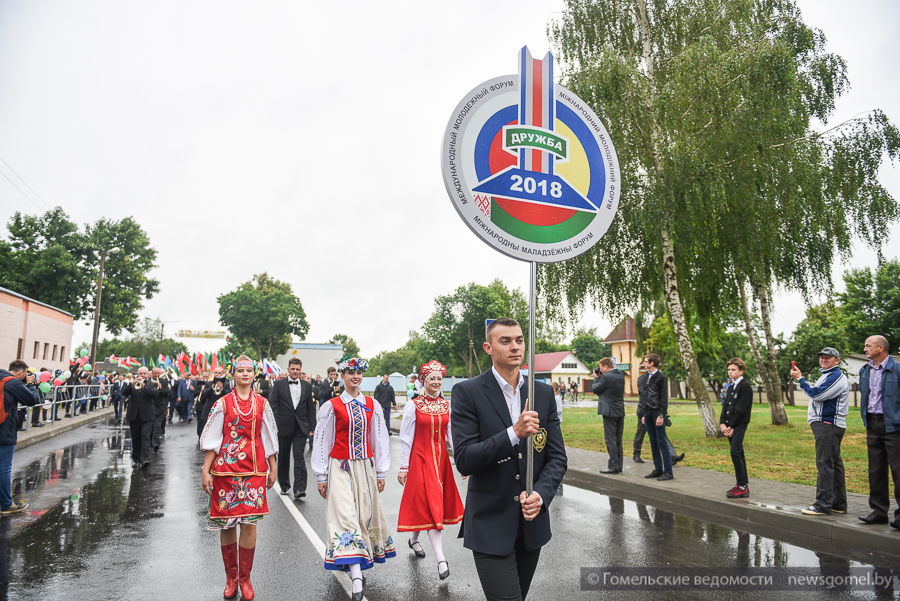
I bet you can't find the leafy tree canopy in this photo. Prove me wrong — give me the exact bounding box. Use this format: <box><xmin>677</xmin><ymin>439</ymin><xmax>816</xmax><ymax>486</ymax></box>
<box><xmin>570</xmin><ymin>327</ymin><xmax>611</xmax><ymax>368</ymax></box>
<box><xmin>838</xmin><ymin>259</ymin><xmax>900</xmax><ymax>352</ymax></box>
<box><xmin>0</xmin><ymin>208</ymin><xmax>159</xmax><ymax>333</ymax></box>
<box><xmin>329</xmin><ymin>333</ymin><xmax>361</xmax><ymax>358</ymax></box>
<box><xmin>218</xmin><ymin>273</ymin><xmax>309</xmax><ymax>360</ymax></box>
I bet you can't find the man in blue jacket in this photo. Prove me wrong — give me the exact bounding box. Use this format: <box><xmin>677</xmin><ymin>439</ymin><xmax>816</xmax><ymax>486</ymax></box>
<box><xmin>791</xmin><ymin>348</ymin><xmax>849</xmax><ymax>516</ymax></box>
<box><xmin>0</xmin><ymin>360</ymin><xmax>39</xmax><ymax>514</ymax></box>
<box><xmin>858</xmin><ymin>335</ymin><xmax>900</xmax><ymax>529</ymax></box>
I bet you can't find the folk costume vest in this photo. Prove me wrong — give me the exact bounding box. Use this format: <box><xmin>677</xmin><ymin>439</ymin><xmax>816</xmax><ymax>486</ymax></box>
<box><xmin>210</xmin><ymin>391</ymin><xmax>268</xmax><ymax>477</ymax></box>
<box><xmin>329</xmin><ymin>395</ymin><xmax>375</xmax><ymax>461</ymax></box>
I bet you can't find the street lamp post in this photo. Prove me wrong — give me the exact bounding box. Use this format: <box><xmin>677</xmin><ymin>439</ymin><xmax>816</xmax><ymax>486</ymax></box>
<box><xmin>89</xmin><ymin>247</ymin><xmax>120</xmax><ymax>370</ymax></box>
<box><xmin>160</xmin><ymin>320</ymin><xmax>180</xmax><ymax>357</ymax></box>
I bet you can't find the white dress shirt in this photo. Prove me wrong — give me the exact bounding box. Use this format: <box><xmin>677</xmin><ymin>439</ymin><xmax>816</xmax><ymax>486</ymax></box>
<box><xmin>491</xmin><ymin>366</ymin><xmax>525</xmax><ymax>448</ymax></box>
<box><xmin>288</xmin><ymin>379</ymin><xmax>301</xmax><ymax>409</ymax></box>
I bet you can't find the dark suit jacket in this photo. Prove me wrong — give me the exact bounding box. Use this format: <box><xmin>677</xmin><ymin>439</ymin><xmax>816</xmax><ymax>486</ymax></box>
<box><xmin>594</xmin><ymin>370</ymin><xmax>625</xmax><ymax>417</ymax></box>
<box><xmin>640</xmin><ymin>370</ymin><xmax>668</xmax><ymax>415</ymax></box>
<box><xmin>719</xmin><ymin>379</ymin><xmax>753</xmax><ymax>428</ymax></box>
<box><xmin>269</xmin><ymin>378</ymin><xmax>316</xmax><ymax>437</ymax></box>
<box><xmin>373</xmin><ymin>381</ymin><xmax>395</xmax><ymax>409</ymax></box>
<box><xmin>123</xmin><ymin>380</ymin><xmax>159</xmax><ymax>422</ymax></box>
<box><xmin>153</xmin><ymin>379</ymin><xmax>171</xmax><ymax>416</ymax></box>
<box><xmin>451</xmin><ymin>371</ymin><xmax>568</xmax><ymax>555</ymax></box>
<box><xmin>317</xmin><ymin>378</ymin><xmax>344</xmax><ymax>402</ymax></box>
<box><xmin>178</xmin><ymin>379</ymin><xmax>196</xmax><ymax>404</ymax></box>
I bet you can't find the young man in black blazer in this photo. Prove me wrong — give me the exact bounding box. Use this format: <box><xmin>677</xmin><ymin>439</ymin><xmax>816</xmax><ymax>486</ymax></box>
<box><xmin>451</xmin><ymin>318</ymin><xmax>567</xmax><ymax>601</ymax></box>
<box><xmin>269</xmin><ymin>357</ymin><xmax>316</xmax><ymax>499</ymax></box>
<box><xmin>719</xmin><ymin>358</ymin><xmax>754</xmax><ymax>498</ymax></box>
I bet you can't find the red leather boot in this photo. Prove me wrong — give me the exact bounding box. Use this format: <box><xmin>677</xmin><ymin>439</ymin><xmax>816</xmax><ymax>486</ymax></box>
<box><xmin>221</xmin><ymin>543</ymin><xmax>239</xmax><ymax>600</ymax></box>
<box><xmin>238</xmin><ymin>545</ymin><xmax>256</xmax><ymax>600</ymax></box>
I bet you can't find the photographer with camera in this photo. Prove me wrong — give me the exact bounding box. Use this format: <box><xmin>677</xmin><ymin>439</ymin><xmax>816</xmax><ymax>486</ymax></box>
<box><xmin>594</xmin><ymin>358</ymin><xmax>625</xmax><ymax>474</ymax></box>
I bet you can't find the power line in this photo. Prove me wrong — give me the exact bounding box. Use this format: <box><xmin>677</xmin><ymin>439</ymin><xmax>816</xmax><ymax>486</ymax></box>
<box><xmin>0</xmin><ymin>168</ymin><xmax>44</xmax><ymax>212</ymax></box>
<box><xmin>0</xmin><ymin>155</ymin><xmax>53</xmax><ymax>211</ymax></box>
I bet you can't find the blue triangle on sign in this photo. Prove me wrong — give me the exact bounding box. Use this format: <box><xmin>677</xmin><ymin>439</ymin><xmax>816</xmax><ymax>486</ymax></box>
<box><xmin>473</xmin><ymin>168</ymin><xmax>597</xmax><ymax>212</ymax></box>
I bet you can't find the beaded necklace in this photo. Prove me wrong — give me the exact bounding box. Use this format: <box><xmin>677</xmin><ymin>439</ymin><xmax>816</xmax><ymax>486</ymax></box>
<box><xmin>233</xmin><ymin>389</ymin><xmax>256</xmax><ymax>421</ymax></box>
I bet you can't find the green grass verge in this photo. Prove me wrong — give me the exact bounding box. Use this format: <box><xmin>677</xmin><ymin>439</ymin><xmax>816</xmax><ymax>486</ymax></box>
<box><xmin>562</xmin><ymin>404</ymin><xmax>870</xmax><ymax>494</ymax></box>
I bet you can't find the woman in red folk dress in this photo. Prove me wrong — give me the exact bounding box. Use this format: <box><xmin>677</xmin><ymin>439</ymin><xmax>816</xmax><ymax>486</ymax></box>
<box><xmin>201</xmin><ymin>356</ymin><xmax>278</xmax><ymax>601</ymax></box>
<box><xmin>397</xmin><ymin>360</ymin><xmax>464</xmax><ymax>580</ymax></box>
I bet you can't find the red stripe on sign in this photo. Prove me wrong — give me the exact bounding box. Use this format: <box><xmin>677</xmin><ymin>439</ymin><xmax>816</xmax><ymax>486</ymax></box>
<box><xmin>494</xmin><ymin>197</ymin><xmax>577</xmax><ymax>226</ymax></box>
<box><xmin>489</xmin><ymin>120</ymin><xmax>519</xmax><ymax>175</ymax></box>
<box><xmin>532</xmin><ymin>58</ymin><xmax>542</xmax><ymax>173</ymax></box>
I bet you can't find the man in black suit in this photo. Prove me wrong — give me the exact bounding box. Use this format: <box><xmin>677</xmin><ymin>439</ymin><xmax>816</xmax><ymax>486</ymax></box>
<box><xmin>110</xmin><ymin>373</ymin><xmax>125</xmax><ymax>423</ymax></box>
<box><xmin>122</xmin><ymin>367</ymin><xmax>159</xmax><ymax>469</ymax></box>
<box><xmin>594</xmin><ymin>358</ymin><xmax>626</xmax><ymax>474</ymax></box>
<box><xmin>452</xmin><ymin>318</ymin><xmax>567</xmax><ymax>601</ymax></box>
<box><xmin>149</xmin><ymin>367</ymin><xmax>170</xmax><ymax>452</ymax></box>
<box><xmin>317</xmin><ymin>366</ymin><xmax>343</xmax><ymax>403</ymax></box>
<box><xmin>269</xmin><ymin>357</ymin><xmax>316</xmax><ymax>500</ymax></box>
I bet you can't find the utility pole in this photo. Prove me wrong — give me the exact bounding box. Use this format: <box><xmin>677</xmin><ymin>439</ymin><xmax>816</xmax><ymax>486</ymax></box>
<box><xmin>89</xmin><ymin>247</ymin><xmax>120</xmax><ymax>369</ymax></box>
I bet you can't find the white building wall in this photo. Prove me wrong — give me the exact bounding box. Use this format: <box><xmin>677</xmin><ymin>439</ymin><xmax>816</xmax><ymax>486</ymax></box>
<box><xmin>0</xmin><ymin>288</ymin><xmax>74</xmax><ymax>372</ymax></box>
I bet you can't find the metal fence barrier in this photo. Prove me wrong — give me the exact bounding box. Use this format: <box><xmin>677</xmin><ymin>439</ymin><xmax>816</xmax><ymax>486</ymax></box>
<box><xmin>22</xmin><ymin>383</ymin><xmax>116</xmax><ymax>433</ymax></box>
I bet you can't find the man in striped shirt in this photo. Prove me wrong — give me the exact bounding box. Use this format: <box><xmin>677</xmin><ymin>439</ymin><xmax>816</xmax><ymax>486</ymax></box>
<box><xmin>791</xmin><ymin>347</ymin><xmax>849</xmax><ymax>516</ymax></box>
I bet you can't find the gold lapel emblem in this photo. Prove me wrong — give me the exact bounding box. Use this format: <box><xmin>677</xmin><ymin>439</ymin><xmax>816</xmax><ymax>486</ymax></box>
<box><xmin>533</xmin><ymin>428</ymin><xmax>547</xmax><ymax>453</ymax></box>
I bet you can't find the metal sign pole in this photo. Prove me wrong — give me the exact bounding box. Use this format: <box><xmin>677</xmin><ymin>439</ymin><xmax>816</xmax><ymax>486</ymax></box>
<box><xmin>526</xmin><ymin>260</ymin><xmax>536</xmax><ymax>497</ymax></box>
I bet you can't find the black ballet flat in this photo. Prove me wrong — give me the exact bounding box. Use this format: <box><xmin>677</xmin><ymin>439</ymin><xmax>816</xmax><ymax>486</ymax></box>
<box><xmin>351</xmin><ymin>577</ymin><xmax>364</xmax><ymax>601</ymax></box>
<box><xmin>438</xmin><ymin>560</ymin><xmax>450</xmax><ymax>580</ymax></box>
<box><xmin>408</xmin><ymin>539</ymin><xmax>425</xmax><ymax>558</ymax></box>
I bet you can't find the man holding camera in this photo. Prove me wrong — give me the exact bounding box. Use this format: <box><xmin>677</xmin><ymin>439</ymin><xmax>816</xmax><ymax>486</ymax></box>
<box><xmin>594</xmin><ymin>358</ymin><xmax>625</xmax><ymax>474</ymax></box>
<box><xmin>1</xmin><ymin>361</ymin><xmax>39</xmax><ymax>514</ymax></box>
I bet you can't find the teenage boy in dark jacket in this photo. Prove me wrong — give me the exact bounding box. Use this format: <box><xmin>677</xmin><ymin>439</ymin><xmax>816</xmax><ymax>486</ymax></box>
<box><xmin>719</xmin><ymin>358</ymin><xmax>753</xmax><ymax>499</ymax></box>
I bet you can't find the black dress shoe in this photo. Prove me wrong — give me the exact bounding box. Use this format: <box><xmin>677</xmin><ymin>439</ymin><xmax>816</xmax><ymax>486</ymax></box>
<box><xmin>141</xmin><ymin>461</ymin><xmax>150</xmax><ymax>469</ymax></box>
<box><xmin>438</xmin><ymin>560</ymin><xmax>450</xmax><ymax>580</ymax></box>
<box><xmin>890</xmin><ymin>519</ymin><xmax>900</xmax><ymax>530</ymax></box>
<box><xmin>599</xmin><ymin>468</ymin><xmax>621</xmax><ymax>474</ymax></box>
<box><xmin>671</xmin><ymin>453</ymin><xmax>685</xmax><ymax>465</ymax></box>
<box><xmin>153</xmin><ymin>445</ymin><xmax>159</xmax><ymax>452</ymax></box>
<box><xmin>858</xmin><ymin>513</ymin><xmax>889</xmax><ymax>524</ymax></box>
<box><xmin>633</xmin><ymin>454</ymin><xmax>644</xmax><ymax>463</ymax></box>
<box><xmin>644</xmin><ymin>470</ymin><xmax>662</xmax><ymax>478</ymax></box>
<box><xmin>280</xmin><ymin>488</ymin><xmax>290</xmax><ymax>496</ymax></box>
<box><xmin>657</xmin><ymin>473</ymin><xmax>674</xmax><ymax>481</ymax></box>
<box><xmin>408</xmin><ymin>539</ymin><xmax>426</xmax><ymax>558</ymax></box>
<box><xmin>294</xmin><ymin>492</ymin><xmax>306</xmax><ymax>500</ymax></box>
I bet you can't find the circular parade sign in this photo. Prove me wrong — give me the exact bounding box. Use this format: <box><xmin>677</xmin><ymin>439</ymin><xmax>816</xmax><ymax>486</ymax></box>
<box><xmin>441</xmin><ymin>47</ymin><xmax>620</xmax><ymax>263</ymax></box>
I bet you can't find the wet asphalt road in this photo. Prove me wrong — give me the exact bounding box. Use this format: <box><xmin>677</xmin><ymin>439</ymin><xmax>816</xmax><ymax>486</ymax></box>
<box><xmin>1</xmin><ymin>419</ymin><xmax>898</xmax><ymax>601</ymax></box>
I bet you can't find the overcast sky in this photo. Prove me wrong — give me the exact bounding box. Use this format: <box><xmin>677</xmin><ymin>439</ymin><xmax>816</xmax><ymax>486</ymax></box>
<box><xmin>1</xmin><ymin>0</ymin><xmax>897</xmax><ymax>359</ymax></box>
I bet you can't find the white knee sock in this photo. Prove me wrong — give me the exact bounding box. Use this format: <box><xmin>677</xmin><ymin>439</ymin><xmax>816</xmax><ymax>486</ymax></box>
<box><xmin>427</xmin><ymin>529</ymin><xmax>445</xmax><ymax>563</ymax></box>
<box><xmin>349</xmin><ymin>564</ymin><xmax>363</xmax><ymax>593</ymax></box>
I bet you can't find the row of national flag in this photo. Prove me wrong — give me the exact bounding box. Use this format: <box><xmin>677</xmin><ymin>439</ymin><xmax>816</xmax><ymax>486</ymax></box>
<box><xmin>109</xmin><ymin>351</ymin><xmax>235</xmax><ymax>375</ymax></box>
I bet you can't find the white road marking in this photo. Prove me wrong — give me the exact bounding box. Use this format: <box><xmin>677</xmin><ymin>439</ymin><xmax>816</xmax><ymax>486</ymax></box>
<box><xmin>275</xmin><ymin>492</ymin><xmax>365</xmax><ymax>600</ymax></box>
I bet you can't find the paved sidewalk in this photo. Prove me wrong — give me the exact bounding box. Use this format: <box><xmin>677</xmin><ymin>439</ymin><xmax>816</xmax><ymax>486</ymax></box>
<box><xmin>15</xmin><ymin>407</ymin><xmax>114</xmax><ymax>451</ymax></box>
<box><xmin>388</xmin><ymin>409</ymin><xmax>898</xmax><ymax>558</ymax></box>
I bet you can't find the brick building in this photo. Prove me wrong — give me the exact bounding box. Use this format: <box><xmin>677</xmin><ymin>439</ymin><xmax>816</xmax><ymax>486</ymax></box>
<box><xmin>0</xmin><ymin>286</ymin><xmax>74</xmax><ymax>371</ymax></box>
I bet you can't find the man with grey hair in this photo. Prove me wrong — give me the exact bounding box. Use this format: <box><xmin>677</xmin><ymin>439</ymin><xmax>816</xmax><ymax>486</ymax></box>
<box><xmin>858</xmin><ymin>335</ymin><xmax>900</xmax><ymax>529</ymax></box>
<box><xmin>791</xmin><ymin>347</ymin><xmax>849</xmax><ymax>516</ymax></box>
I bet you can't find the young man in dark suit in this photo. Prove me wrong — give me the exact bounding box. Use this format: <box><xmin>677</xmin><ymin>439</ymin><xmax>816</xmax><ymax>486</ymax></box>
<box><xmin>269</xmin><ymin>357</ymin><xmax>316</xmax><ymax>499</ymax></box>
<box><xmin>594</xmin><ymin>358</ymin><xmax>626</xmax><ymax>474</ymax></box>
<box><xmin>719</xmin><ymin>358</ymin><xmax>753</xmax><ymax>498</ymax></box>
<box><xmin>451</xmin><ymin>318</ymin><xmax>567</xmax><ymax>601</ymax></box>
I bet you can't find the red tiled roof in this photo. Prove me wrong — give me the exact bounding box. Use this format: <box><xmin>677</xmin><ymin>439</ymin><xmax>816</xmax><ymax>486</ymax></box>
<box><xmin>603</xmin><ymin>316</ymin><xmax>636</xmax><ymax>343</ymax></box>
<box><xmin>522</xmin><ymin>351</ymin><xmax>572</xmax><ymax>373</ymax></box>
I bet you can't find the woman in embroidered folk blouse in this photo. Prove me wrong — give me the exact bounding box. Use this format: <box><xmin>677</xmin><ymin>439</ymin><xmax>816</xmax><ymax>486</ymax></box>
<box><xmin>397</xmin><ymin>360</ymin><xmax>464</xmax><ymax>581</ymax></box>
<box><xmin>311</xmin><ymin>356</ymin><xmax>395</xmax><ymax>601</ymax></box>
<box><xmin>200</xmin><ymin>356</ymin><xmax>278</xmax><ymax>601</ymax></box>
